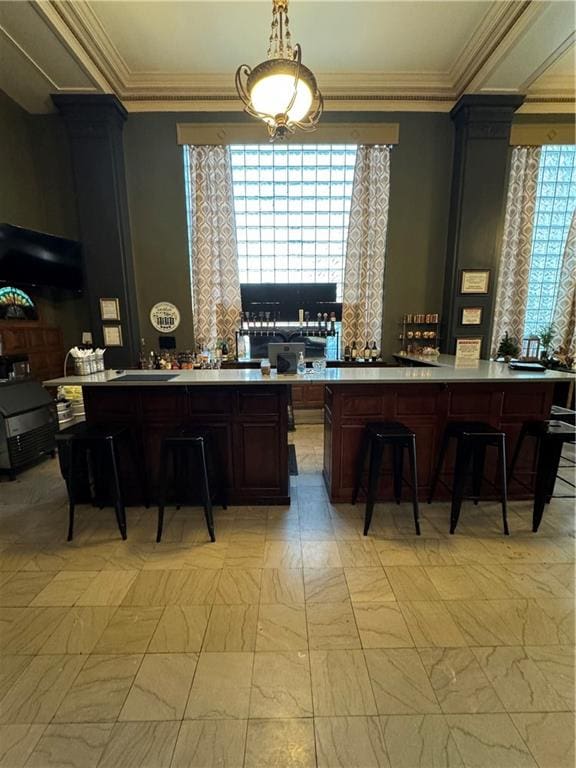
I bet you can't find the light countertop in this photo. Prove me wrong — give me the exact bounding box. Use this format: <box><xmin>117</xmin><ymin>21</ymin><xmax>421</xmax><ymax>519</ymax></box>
<box><xmin>44</xmin><ymin>355</ymin><xmax>574</xmax><ymax>388</ymax></box>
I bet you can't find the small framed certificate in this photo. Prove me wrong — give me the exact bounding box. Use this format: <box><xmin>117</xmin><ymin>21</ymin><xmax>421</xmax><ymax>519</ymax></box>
<box><xmin>460</xmin><ymin>270</ymin><xmax>490</xmax><ymax>295</ymax></box>
<box><xmin>100</xmin><ymin>298</ymin><xmax>120</xmax><ymax>321</ymax></box>
<box><xmin>102</xmin><ymin>325</ymin><xmax>123</xmax><ymax>347</ymax></box>
<box><xmin>460</xmin><ymin>307</ymin><xmax>483</xmax><ymax>325</ymax></box>
<box><xmin>455</xmin><ymin>337</ymin><xmax>482</xmax><ymax>360</ymax></box>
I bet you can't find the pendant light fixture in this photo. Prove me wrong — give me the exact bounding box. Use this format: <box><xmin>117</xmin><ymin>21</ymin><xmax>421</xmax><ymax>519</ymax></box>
<box><xmin>235</xmin><ymin>0</ymin><xmax>323</xmax><ymax>140</ymax></box>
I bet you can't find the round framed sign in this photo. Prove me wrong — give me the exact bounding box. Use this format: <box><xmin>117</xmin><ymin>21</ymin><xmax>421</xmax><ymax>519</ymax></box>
<box><xmin>150</xmin><ymin>302</ymin><xmax>181</xmax><ymax>333</ymax></box>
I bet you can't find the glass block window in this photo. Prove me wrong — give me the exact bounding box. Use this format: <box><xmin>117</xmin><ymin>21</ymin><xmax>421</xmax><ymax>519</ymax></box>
<box><xmin>524</xmin><ymin>145</ymin><xmax>576</xmax><ymax>337</ymax></box>
<box><xmin>229</xmin><ymin>144</ymin><xmax>358</xmax><ymax>301</ymax></box>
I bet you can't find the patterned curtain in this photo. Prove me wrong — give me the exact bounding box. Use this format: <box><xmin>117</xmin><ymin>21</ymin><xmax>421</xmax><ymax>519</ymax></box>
<box><xmin>342</xmin><ymin>145</ymin><xmax>391</xmax><ymax>350</ymax></box>
<box><xmin>552</xmin><ymin>208</ymin><xmax>576</xmax><ymax>355</ymax></box>
<box><xmin>490</xmin><ymin>146</ymin><xmax>541</xmax><ymax>356</ymax></box>
<box><xmin>188</xmin><ymin>145</ymin><xmax>241</xmax><ymax>352</ymax></box>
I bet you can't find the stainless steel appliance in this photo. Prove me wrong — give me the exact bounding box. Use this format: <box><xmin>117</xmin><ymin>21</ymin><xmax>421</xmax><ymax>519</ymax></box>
<box><xmin>0</xmin><ymin>380</ymin><xmax>57</xmax><ymax>479</ymax></box>
<box><xmin>0</xmin><ymin>354</ymin><xmax>30</xmax><ymax>380</ymax></box>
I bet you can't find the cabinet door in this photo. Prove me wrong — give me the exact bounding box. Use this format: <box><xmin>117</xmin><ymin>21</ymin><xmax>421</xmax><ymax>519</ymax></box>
<box><xmin>234</xmin><ymin>422</ymin><xmax>285</xmax><ymax>494</ymax></box>
<box><xmin>0</xmin><ymin>327</ymin><xmax>26</xmax><ymax>353</ymax></box>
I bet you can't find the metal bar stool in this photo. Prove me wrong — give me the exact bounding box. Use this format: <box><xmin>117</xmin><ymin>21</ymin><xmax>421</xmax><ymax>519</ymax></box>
<box><xmin>508</xmin><ymin>419</ymin><xmax>576</xmax><ymax>532</ymax></box>
<box><xmin>56</xmin><ymin>423</ymin><xmax>131</xmax><ymax>541</ymax></box>
<box><xmin>352</xmin><ymin>421</ymin><xmax>421</xmax><ymax>536</ymax></box>
<box><xmin>428</xmin><ymin>421</ymin><xmax>509</xmax><ymax>535</ymax></box>
<box><xmin>156</xmin><ymin>428</ymin><xmax>227</xmax><ymax>543</ymax></box>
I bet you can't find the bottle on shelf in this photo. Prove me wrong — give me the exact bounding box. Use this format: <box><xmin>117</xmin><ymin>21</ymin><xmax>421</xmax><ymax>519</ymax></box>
<box><xmin>351</xmin><ymin>341</ymin><xmax>358</xmax><ymax>361</ymax></box>
<box><xmin>297</xmin><ymin>351</ymin><xmax>306</xmax><ymax>375</ymax></box>
<box><xmin>221</xmin><ymin>339</ymin><xmax>229</xmax><ymax>362</ymax></box>
<box><xmin>364</xmin><ymin>342</ymin><xmax>371</xmax><ymax>362</ymax></box>
<box><xmin>344</xmin><ymin>344</ymin><xmax>351</xmax><ymax>362</ymax></box>
<box><xmin>371</xmin><ymin>341</ymin><xmax>378</xmax><ymax>362</ymax></box>
<box><xmin>138</xmin><ymin>338</ymin><xmax>149</xmax><ymax>369</ymax></box>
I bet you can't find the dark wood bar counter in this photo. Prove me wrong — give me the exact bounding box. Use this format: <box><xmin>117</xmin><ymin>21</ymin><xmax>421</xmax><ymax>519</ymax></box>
<box><xmin>46</xmin><ymin>360</ymin><xmax>573</xmax><ymax>505</ymax></box>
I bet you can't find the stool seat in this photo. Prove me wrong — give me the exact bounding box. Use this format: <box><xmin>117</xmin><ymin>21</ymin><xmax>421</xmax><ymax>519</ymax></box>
<box><xmin>509</xmin><ymin>418</ymin><xmax>575</xmax><ymax>532</ymax></box>
<box><xmin>56</xmin><ymin>422</ymin><xmax>132</xmax><ymax>542</ymax></box>
<box><xmin>352</xmin><ymin>420</ymin><xmax>421</xmax><ymax>537</ymax></box>
<box><xmin>428</xmin><ymin>420</ymin><xmax>509</xmax><ymax>535</ymax></box>
<box><xmin>157</xmin><ymin>428</ymin><xmax>226</xmax><ymax>543</ymax></box>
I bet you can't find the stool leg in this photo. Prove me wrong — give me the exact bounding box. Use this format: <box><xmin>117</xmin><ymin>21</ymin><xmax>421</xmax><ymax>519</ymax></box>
<box><xmin>65</xmin><ymin>442</ymin><xmax>76</xmax><ymax>542</ymax></box>
<box><xmin>497</xmin><ymin>438</ymin><xmax>510</xmax><ymax>536</ymax></box>
<box><xmin>428</xmin><ymin>429</ymin><xmax>450</xmax><ymax>503</ymax></box>
<box><xmin>450</xmin><ymin>440</ymin><xmax>471</xmax><ymax>534</ymax></box>
<box><xmin>471</xmin><ymin>444</ymin><xmax>487</xmax><ymax>505</ymax></box>
<box><xmin>544</xmin><ymin>440</ymin><xmax>563</xmax><ymax>504</ymax></box>
<box><xmin>156</xmin><ymin>443</ymin><xmax>170</xmax><ymax>543</ymax></box>
<box><xmin>508</xmin><ymin>422</ymin><xmax>529</xmax><ymax>483</ymax></box>
<box><xmin>352</xmin><ymin>430</ymin><xmax>370</xmax><ymax>505</ymax></box>
<box><xmin>108</xmin><ymin>438</ymin><xmax>127</xmax><ymax>541</ymax></box>
<box><xmin>532</xmin><ymin>439</ymin><xmax>559</xmax><ymax>533</ymax></box>
<box><xmin>392</xmin><ymin>444</ymin><xmax>404</xmax><ymax>505</ymax></box>
<box><xmin>364</xmin><ymin>441</ymin><xmax>384</xmax><ymax>536</ymax></box>
<box><xmin>198</xmin><ymin>442</ymin><xmax>216</xmax><ymax>543</ymax></box>
<box><xmin>407</xmin><ymin>437</ymin><xmax>421</xmax><ymax>536</ymax></box>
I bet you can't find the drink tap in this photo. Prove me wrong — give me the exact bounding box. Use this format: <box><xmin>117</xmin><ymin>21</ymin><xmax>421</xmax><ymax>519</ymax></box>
<box><xmin>304</xmin><ymin>311</ymin><xmax>310</xmax><ymax>333</ymax></box>
<box><xmin>265</xmin><ymin>311</ymin><xmax>270</xmax><ymax>334</ymax></box>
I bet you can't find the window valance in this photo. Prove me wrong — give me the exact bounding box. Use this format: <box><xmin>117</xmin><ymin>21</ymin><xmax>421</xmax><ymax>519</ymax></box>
<box><xmin>176</xmin><ymin>122</ymin><xmax>399</xmax><ymax>146</ymax></box>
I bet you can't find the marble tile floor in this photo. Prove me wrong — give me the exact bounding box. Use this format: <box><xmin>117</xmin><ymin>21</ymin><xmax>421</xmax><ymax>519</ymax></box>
<box><xmin>0</xmin><ymin>425</ymin><xmax>574</xmax><ymax>767</ymax></box>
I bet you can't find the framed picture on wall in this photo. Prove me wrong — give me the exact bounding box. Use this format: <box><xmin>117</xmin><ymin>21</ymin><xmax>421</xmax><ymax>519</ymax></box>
<box><xmin>100</xmin><ymin>298</ymin><xmax>120</xmax><ymax>322</ymax></box>
<box><xmin>455</xmin><ymin>337</ymin><xmax>482</xmax><ymax>360</ymax></box>
<box><xmin>460</xmin><ymin>270</ymin><xmax>490</xmax><ymax>294</ymax></box>
<box><xmin>102</xmin><ymin>325</ymin><xmax>123</xmax><ymax>347</ymax></box>
<box><xmin>460</xmin><ymin>307</ymin><xmax>483</xmax><ymax>325</ymax></box>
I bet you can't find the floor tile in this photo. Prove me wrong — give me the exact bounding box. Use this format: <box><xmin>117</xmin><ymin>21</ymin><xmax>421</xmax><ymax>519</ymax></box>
<box><xmin>511</xmin><ymin>712</ymin><xmax>575</xmax><ymax>768</ymax></box>
<box><xmin>374</xmin><ymin>540</ymin><xmax>420</xmax><ymax>567</ymax></box>
<box><xmin>250</xmin><ymin>651</ymin><xmax>313</xmax><ymax>718</ymax></box>
<box><xmin>419</xmin><ymin>648</ymin><xmax>504</xmax><ymax>713</ymax></box>
<box><xmin>302</xmin><ymin>542</ymin><xmax>342</xmax><ymax>568</ymax></box>
<box><xmin>398</xmin><ymin>601</ymin><xmax>467</xmax><ymax>647</ymax></box>
<box><xmin>0</xmin><ymin>655</ymin><xmax>33</xmax><ymax>696</ymax></box>
<box><xmin>75</xmin><ymin>570</ymin><xmax>137</xmax><ymax>606</ymax></box>
<box><xmin>147</xmin><ymin>605</ymin><xmax>211</xmax><ymax>652</ymax></box>
<box><xmin>0</xmin><ymin>724</ymin><xmax>45</xmax><ymax>767</ymax></box>
<box><xmin>244</xmin><ymin>718</ymin><xmax>316</xmax><ymax>768</ymax></box>
<box><xmin>304</xmin><ymin>568</ymin><xmax>349</xmax><ymax>602</ymax></box>
<box><xmin>224</xmin><ymin>542</ymin><xmax>265</xmax><ymax>568</ymax></box>
<box><xmin>203</xmin><ymin>604</ymin><xmax>258</xmax><ymax>651</ymax></box>
<box><xmin>315</xmin><ymin>716</ymin><xmax>390</xmax><ymax>768</ymax></box>
<box><xmin>260</xmin><ymin>569</ymin><xmax>305</xmax><ymax>604</ymax></box>
<box><xmin>171</xmin><ymin>720</ymin><xmax>247</xmax><ymax>768</ymax></box>
<box><xmin>423</xmin><ymin>566</ymin><xmax>486</xmax><ymax>600</ymax></box>
<box><xmin>185</xmin><ymin>651</ymin><xmax>253</xmax><ymax>719</ymax></box>
<box><xmin>446</xmin><ymin>713</ymin><xmax>538</xmax><ymax>768</ymax></box>
<box><xmin>119</xmin><ymin>653</ymin><xmax>197</xmax><ymax>721</ymax></box>
<box><xmin>39</xmin><ymin>606</ymin><xmax>116</xmax><ymax>654</ymax></box>
<box><xmin>385</xmin><ymin>567</ymin><xmax>441</xmax><ymax>601</ymax></box>
<box><xmin>444</xmin><ymin>600</ymin><xmax>522</xmax><ymax>646</ymax></box>
<box><xmin>0</xmin><ymin>606</ymin><xmax>70</xmax><ymax>654</ymax></box>
<box><xmin>54</xmin><ymin>654</ymin><xmax>142</xmax><ymax>722</ymax></box>
<box><xmin>26</xmin><ymin>723</ymin><xmax>113</xmax><ymax>768</ymax></box>
<box><xmin>0</xmin><ymin>654</ymin><xmax>86</xmax><ymax>724</ymax></box>
<box><xmin>337</xmin><ymin>540</ymin><xmax>381</xmax><ymax>567</ymax></box>
<box><xmin>497</xmin><ymin>598</ymin><xmax>575</xmax><ymax>645</ymax></box>
<box><xmin>344</xmin><ymin>567</ymin><xmax>395</xmax><ymax>603</ymax></box>
<box><xmin>412</xmin><ymin>539</ymin><xmax>458</xmax><ymax>566</ymax></box>
<box><xmin>29</xmin><ymin>570</ymin><xmax>99</xmax><ymax>606</ymax></box>
<box><xmin>264</xmin><ymin>541</ymin><xmax>302</xmax><ymax>568</ymax></box>
<box><xmin>257</xmin><ymin>603</ymin><xmax>308</xmax><ymax>651</ymax></box>
<box><xmin>214</xmin><ymin>568</ymin><xmax>262</xmax><ymax>604</ymax></box>
<box><xmin>524</xmin><ymin>645</ymin><xmax>574</xmax><ymax>706</ymax></box>
<box><xmin>94</xmin><ymin>606</ymin><xmax>163</xmax><ymax>653</ymax></box>
<box><xmin>364</xmin><ymin>648</ymin><xmax>440</xmax><ymax>715</ymax></box>
<box><xmin>122</xmin><ymin>569</ymin><xmax>218</xmax><ymax>606</ymax></box>
<box><xmin>472</xmin><ymin>647</ymin><xmax>567</xmax><ymax>712</ymax></box>
<box><xmin>310</xmin><ymin>650</ymin><xmax>377</xmax><ymax>716</ymax></box>
<box><xmin>0</xmin><ymin>572</ymin><xmax>56</xmax><ymax>606</ymax></box>
<box><xmin>380</xmin><ymin>714</ymin><xmax>464</xmax><ymax>767</ymax></box>
<box><xmin>306</xmin><ymin>601</ymin><xmax>361</xmax><ymax>650</ymax></box>
<box><xmin>97</xmin><ymin>721</ymin><xmax>179</xmax><ymax>768</ymax></box>
<box><xmin>353</xmin><ymin>602</ymin><xmax>414</xmax><ymax>648</ymax></box>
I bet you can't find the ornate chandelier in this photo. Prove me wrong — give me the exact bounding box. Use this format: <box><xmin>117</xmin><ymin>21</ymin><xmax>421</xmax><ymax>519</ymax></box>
<box><xmin>235</xmin><ymin>0</ymin><xmax>323</xmax><ymax>140</ymax></box>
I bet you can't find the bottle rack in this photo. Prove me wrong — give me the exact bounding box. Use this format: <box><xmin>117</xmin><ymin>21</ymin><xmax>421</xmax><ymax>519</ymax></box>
<box><xmin>398</xmin><ymin>313</ymin><xmax>441</xmax><ymax>355</ymax></box>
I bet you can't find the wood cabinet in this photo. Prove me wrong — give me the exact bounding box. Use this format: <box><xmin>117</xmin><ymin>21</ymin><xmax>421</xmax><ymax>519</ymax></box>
<box><xmin>0</xmin><ymin>322</ymin><xmax>64</xmax><ymax>381</ymax></box>
<box><xmin>291</xmin><ymin>382</ymin><xmax>324</xmax><ymax>409</ymax></box>
<box><xmin>323</xmin><ymin>382</ymin><xmax>555</xmax><ymax>502</ymax></box>
<box><xmin>83</xmin><ymin>384</ymin><xmax>290</xmax><ymax>505</ymax></box>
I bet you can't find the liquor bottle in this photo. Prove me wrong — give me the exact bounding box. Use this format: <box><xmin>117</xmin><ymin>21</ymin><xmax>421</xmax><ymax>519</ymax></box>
<box><xmin>297</xmin><ymin>351</ymin><xmax>306</xmax><ymax>375</ymax></box>
<box><xmin>138</xmin><ymin>338</ymin><xmax>148</xmax><ymax>369</ymax></box>
<box><xmin>351</xmin><ymin>341</ymin><xmax>358</xmax><ymax>361</ymax></box>
<box><xmin>221</xmin><ymin>339</ymin><xmax>229</xmax><ymax>362</ymax></box>
<box><xmin>344</xmin><ymin>344</ymin><xmax>351</xmax><ymax>362</ymax></box>
<box><xmin>364</xmin><ymin>342</ymin><xmax>371</xmax><ymax>362</ymax></box>
<box><xmin>371</xmin><ymin>341</ymin><xmax>378</xmax><ymax>361</ymax></box>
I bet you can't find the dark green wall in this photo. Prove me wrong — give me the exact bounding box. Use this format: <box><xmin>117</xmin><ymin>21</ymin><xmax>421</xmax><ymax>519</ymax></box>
<box><xmin>0</xmin><ymin>89</ymin><xmax>88</xmax><ymax>351</ymax></box>
<box><xmin>123</xmin><ymin>111</ymin><xmax>454</xmax><ymax>359</ymax></box>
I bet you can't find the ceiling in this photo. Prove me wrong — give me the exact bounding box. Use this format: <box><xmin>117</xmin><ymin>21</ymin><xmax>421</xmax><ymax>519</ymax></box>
<box><xmin>0</xmin><ymin>0</ymin><xmax>574</xmax><ymax>114</ymax></box>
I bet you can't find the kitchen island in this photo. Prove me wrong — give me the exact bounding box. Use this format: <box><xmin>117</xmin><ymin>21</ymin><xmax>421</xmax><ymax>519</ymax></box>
<box><xmin>45</xmin><ymin>359</ymin><xmax>573</xmax><ymax>504</ymax></box>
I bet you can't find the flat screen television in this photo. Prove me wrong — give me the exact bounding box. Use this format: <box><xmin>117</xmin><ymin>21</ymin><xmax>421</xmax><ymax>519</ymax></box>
<box><xmin>0</xmin><ymin>224</ymin><xmax>83</xmax><ymax>291</ymax></box>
